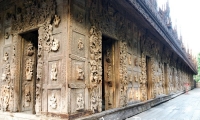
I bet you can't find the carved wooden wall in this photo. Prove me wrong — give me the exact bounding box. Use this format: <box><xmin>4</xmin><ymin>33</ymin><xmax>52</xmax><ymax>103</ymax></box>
<box><xmin>0</xmin><ymin>0</ymin><xmax>195</xmax><ymax>118</ymax></box>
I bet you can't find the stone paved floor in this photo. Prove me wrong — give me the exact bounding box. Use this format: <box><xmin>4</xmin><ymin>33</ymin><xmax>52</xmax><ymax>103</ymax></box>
<box><xmin>127</xmin><ymin>88</ymin><xmax>200</xmax><ymax>120</ymax></box>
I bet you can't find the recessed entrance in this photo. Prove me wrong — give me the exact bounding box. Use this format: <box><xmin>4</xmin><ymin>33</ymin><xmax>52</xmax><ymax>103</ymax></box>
<box><xmin>20</xmin><ymin>30</ymin><xmax>38</xmax><ymax>114</ymax></box>
<box><xmin>102</xmin><ymin>36</ymin><xmax>116</xmax><ymax>111</ymax></box>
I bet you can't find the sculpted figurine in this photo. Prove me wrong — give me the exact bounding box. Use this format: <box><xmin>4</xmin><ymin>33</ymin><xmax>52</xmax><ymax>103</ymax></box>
<box><xmin>51</xmin><ymin>39</ymin><xmax>60</xmax><ymax>52</ymax></box>
<box><xmin>51</xmin><ymin>63</ymin><xmax>57</xmax><ymax>81</ymax></box>
<box><xmin>27</xmin><ymin>42</ymin><xmax>34</xmax><ymax>56</ymax></box>
<box><xmin>49</xmin><ymin>93</ymin><xmax>57</xmax><ymax>109</ymax></box>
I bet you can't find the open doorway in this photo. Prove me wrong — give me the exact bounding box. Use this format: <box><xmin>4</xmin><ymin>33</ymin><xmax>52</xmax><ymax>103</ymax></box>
<box><xmin>146</xmin><ymin>56</ymin><xmax>152</xmax><ymax>100</ymax></box>
<box><xmin>20</xmin><ymin>30</ymin><xmax>38</xmax><ymax>114</ymax></box>
<box><xmin>102</xmin><ymin>36</ymin><xmax>116</xmax><ymax>111</ymax></box>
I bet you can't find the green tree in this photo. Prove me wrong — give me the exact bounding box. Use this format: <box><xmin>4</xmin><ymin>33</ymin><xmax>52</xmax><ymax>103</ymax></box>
<box><xmin>194</xmin><ymin>53</ymin><xmax>200</xmax><ymax>82</ymax></box>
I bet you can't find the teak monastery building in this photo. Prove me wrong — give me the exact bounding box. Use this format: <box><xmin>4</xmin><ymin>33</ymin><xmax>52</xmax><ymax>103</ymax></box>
<box><xmin>0</xmin><ymin>0</ymin><xmax>197</xmax><ymax>119</ymax></box>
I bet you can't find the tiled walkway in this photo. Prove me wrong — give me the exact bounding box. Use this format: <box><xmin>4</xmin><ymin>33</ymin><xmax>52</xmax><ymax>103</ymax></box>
<box><xmin>127</xmin><ymin>88</ymin><xmax>200</xmax><ymax>120</ymax></box>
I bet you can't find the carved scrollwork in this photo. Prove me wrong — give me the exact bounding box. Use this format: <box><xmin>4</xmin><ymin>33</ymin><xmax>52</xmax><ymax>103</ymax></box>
<box><xmin>89</xmin><ymin>26</ymin><xmax>102</xmax><ymax>113</ymax></box>
<box><xmin>119</xmin><ymin>41</ymin><xmax>128</xmax><ymax>106</ymax></box>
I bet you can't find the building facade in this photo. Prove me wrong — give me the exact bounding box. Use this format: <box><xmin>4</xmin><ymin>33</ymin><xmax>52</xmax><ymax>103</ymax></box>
<box><xmin>0</xmin><ymin>0</ymin><xmax>197</xmax><ymax>119</ymax></box>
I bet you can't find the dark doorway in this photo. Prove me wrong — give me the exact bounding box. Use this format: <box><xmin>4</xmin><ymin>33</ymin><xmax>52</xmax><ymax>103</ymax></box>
<box><xmin>146</xmin><ymin>56</ymin><xmax>151</xmax><ymax>100</ymax></box>
<box><xmin>164</xmin><ymin>63</ymin><xmax>168</xmax><ymax>94</ymax></box>
<box><xmin>20</xmin><ymin>30</ymin><xmax>38</xmax><ymax>114</ymax></box>
<box><xmin>102</xmin><ymin>36</ymin><xmax>116</xmax><ymax>111</ymax></box>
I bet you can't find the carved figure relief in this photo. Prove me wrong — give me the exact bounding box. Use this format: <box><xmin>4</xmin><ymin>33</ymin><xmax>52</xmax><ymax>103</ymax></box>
<box><xmin>76</xmin><ymin>93</ymin><xmax>84</xmax><ymax>110</ymax></box>
<box><xmin>1</xmin><ymin>85</ymin><xmax>10</xmax><ymax>111</ymax></box>
<box><xmin>78</xmin><ymin>38</ymin><xmax>84</xmax><ymax>50</ymax></box>
<box><xmin>77</xmin><ymin>65</ymin><xmax>84</xmax><ymax>80</ymax></box>
<box><xmin>49</xmin><ymin>93</ymin><xmax>57</xmax><ymax>109</ymax></box>
<box><xmin>25</xmin><ymin>85</ymin><xmax>31</xmax><ymax>107</ymax></box>
<box><xmin>51</xmin><ymin>63</ymin><xmax>58</xmax><ymax>81</ymax></box>
<box><xmin>25</xmin><ymin>58</ymin><xmax>33</xmax><ymax>80</ymax></box>
<box><xmin>27</xmin><ymin>42</ymin><xmax>34</xmax><ymax>56</ymax></box>
<box><xmin>53</xmin><ymin>15</ymin><xmax>61</xmax><ymax>27</ymax></box>
<box><xmin>4</xmin><ymin>32</ymin><xmax>9</xmax><ymax>39</ymax></box>
<box><xmin>35</xmin><ymin>84</ymin><xmax>41</xmax><ymax>113</ymax></box>
<box><xmin>51</xmin><ymin>39</ymin><xmax>60</xmax><ymax>52</ymax></box>
<box><xmin>2</xmin><ymin>53</ymin><xmax>11</xmax><ymax>82</ymax></box>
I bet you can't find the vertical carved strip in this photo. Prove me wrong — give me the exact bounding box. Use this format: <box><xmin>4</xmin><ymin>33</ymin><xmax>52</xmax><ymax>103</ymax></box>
<box><xmin>89</xmin><ymin>26</ymin><xmax>102</xmax><ymax>113</ymax></box>
<box><xmin>35</xmin><ymin>26</ymin><xmax>44</xmax><ymax>115</ymax></box>
<box><xmin>140</xmin><ymin>53</ymin><xmax>147</xmax><ymax>101</ymax></box>
<box><xmin>119</xmin><ymin>41</ymin><xmax>128</xmax><ymax>106</ymax></box>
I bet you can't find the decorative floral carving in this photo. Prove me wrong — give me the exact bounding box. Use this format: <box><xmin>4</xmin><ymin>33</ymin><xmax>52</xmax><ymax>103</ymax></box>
<box><xmin>140</xmin><ymin>53</ymin><xmax>147</xmax><ymax>101</ymax></box>
<box><xmin>1</xmin><ymin>85</ymin><xmax>10</xmax><ymax>111</ymax></box>
<box><xmin>53</xmin><ymin>15</ymin><xmax>61</xmax><ymax>27</ymax></box>
<box><xmin>49</xmin><ymin>93</ymin><xmax>57</xmax><ymax>109</ymax></box>
<box><xmin>119</xmin><ymin>41</ymin><xmax>128</xmax><ymax>106</ymax></box>
<box><xmin>76</xmin><ymin>93</ymin><xmax>84</xmax><ymax>110</ymax></box>
<box><xmin>89</xmin><ymin>26</ymin><xmax>102</xmax><ymax>113</ymax></box>
<box><xmin>51</xmin><ymin>63</ymin><xmax>58</xmax><ymax>81</ymax></box>
<box><xmin>25</xmin><ymin>58</ymin><xmax>33</xmax><ymax>80</ymax></box>
<box><xmin>2</xmin><ymin>53</ymin><xmax>11</xmax><ymax>82</ymax></box>
<box><xmin>11</xmin><ymin>0</ymin><xmax>56</xmax><ymax>32</ymax></box>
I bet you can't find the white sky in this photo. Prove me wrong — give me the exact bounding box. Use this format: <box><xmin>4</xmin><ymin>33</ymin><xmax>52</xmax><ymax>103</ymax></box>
<box><xmin>157</xmin><ymin>0</ymin><xmax>200</xmax><ymax>56</ymax></box>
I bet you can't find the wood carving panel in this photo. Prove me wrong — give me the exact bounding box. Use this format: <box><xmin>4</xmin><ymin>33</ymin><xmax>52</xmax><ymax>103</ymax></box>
<box><xmin>70</xmin><ymin>89</ymin><xmax>85</xmax><ymax>113</ymax></box>
<box><xmin>48</xmin><ymin>89</ymin><xmax>61</xmax><ymax>113</ymax></box>
<box><xmin>48</xmin><ymin>60</ymin><xmax>60</xmax><ymax>85</ymax></box>
<box><xmin>71</xmin><ymin>60</ymin><xmax>85</xmax><ymax>82</ymax></box>
<box><xmin>72</xmin><ymin>31</ymin><xmax>85</xmax><ymax>58</ymax></box>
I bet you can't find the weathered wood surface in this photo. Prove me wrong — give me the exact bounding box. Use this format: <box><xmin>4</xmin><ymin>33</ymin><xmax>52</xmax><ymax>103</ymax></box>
<box><xmin>127</xmin><ymin>88</ymin><xmax>200</xmax><ymax>120</ymax></box>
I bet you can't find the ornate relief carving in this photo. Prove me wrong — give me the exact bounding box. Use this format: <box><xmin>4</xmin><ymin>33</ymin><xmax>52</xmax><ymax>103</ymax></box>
<box><xmin>76</xmin><ymin>93</ymin><xmax>84</xmax><ymax>111</ymax></box>
<box><xmin>51</xmin><ymin>63</ymin><xmax>58</xmax><ymax>81</ymax></box>
<box><xmin>1</xmin><ymin>85</ymin><xmax>10</xmax><ymax>111</ymax></box>
<box><xmin>78</xmin><ymin>38</ymin><xmax>84</xmax><ymax>50</ymax></box>
<box><xmin>51</xmin><ymin>39</ymin><xmax>60</xmax><ymax>52</ymax></box>
<box><xmin>77</xmin><ymin>65</ymin><xmax>84</xmax><ymax>80</ymax></box>
<box><xmin>35</xmin><ymin>84</ymin><xmax>41</xmax><ymax>114</ymax></box>
<box><xmin>25</xmin><ymin>58</ymin><xmax>33</xmax><ymax>80</ymax></box>
<box><xmin>89</xmin><ymin>25</ymin><xmax>102</xmax><ymax>112</ymax></box>
<box><xmin>42</xmin><ymin>23</ymin><xmax>60</xmax><ymax>52</ymax></box>
<box><xmin>2</xmin><ymin>53</ymin><xmax>11</xmax><ymax>82</ymax></box>
<box><xmin>53</xmin><ymin>15</ymin><xmax>61</xmax><ymax>27</ymax></box>
<box><xmin>4</xmin><ymin>32</ymin><xmax>9</xmax><ymax>39</ymax></box>
<box><xmin>27</xmin><ymin>42</ymin><xmax>34</xmax><ymax>56</ymax></box>
<box><xmin>11</xmin><ymin>0</ymin><xmax>56</xmax><ymax>32</ymax></box>
<box><xmin>25</xmin><ymin>85</ymin><xmax>31</xmax><ymax>107</ymax></box>
<box><xmin>119</xmin><ymin>41</ymin><xmax>128</xmax><ymax>106</ymax></box>
<box><xmin>49</xmin><ymin>93</ymin><xmax>57</xmax><ymax>109</ymax></box>
<box><xmin>140</xmin><ymin>53</ymin><xmax>147</xmax><ymax>101</ymax></box>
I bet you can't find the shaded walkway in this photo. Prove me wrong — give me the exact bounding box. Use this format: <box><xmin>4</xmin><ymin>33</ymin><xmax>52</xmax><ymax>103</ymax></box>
<box><xmin>127</xmin><ymin>88</ymin><xmax>200</xmax><ymax>120</ymax></box>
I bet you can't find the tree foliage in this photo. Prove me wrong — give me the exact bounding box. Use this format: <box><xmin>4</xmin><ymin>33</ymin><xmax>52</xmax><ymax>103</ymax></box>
<box><xmin>194</xmin><ymin>53</ymin><xmax>200</xmax><ymax>82</ymax></box>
